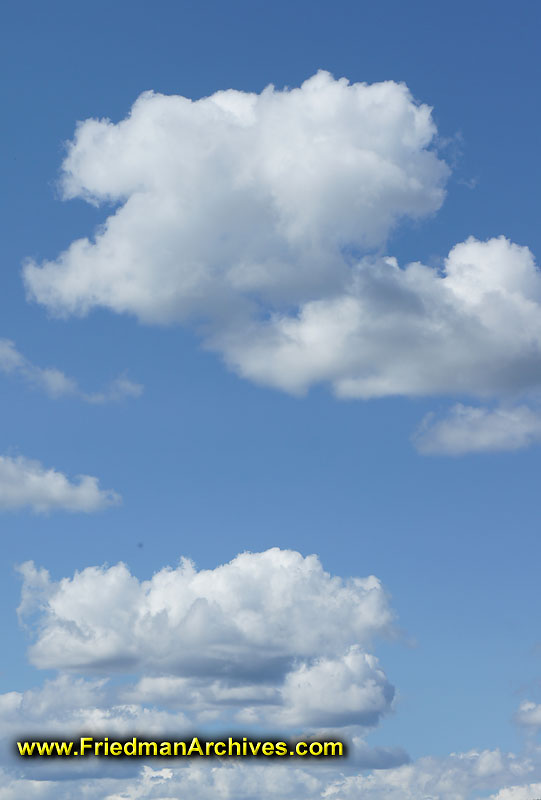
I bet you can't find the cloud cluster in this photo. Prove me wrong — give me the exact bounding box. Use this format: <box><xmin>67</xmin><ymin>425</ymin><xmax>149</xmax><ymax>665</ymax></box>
<box><xmin>17</xmin><ymin>548</ymin><xmax>394</xmax><ymax>731</ymax></box>
<box><xmin>4</xmin><ymin>669</ymin><xmax>539</xmax><ymax>799</ymax></box>
<box><xmin>0</xmin><ymin>745</ymin><xmax>540</xmax><ymax>800</ymax></box>
<box><xmin>0</xmin><ymin>672</ymin><xmax>407</xmax><ymax>780</ymax></box>
<box><xmin>21</xmin><ymin>72</ymin><xmax>541</xmax><ymax>451</ymax></box>
<box><xmin>0</xmin><ymin>454</ymin><xmax>120</xmax><ymax>513</ymax></box>
<box><xmin>0</xmin><ymin>338</ymin><xmax>142</xmax><ymax>403</ymax></box>
<box><xmin>7</xmin><ymin>548</ymin><xmax>541</xmax><ymax>798</ymax></box>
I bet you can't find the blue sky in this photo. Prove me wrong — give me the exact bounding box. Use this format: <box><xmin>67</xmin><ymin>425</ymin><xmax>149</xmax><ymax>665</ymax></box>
<box><xmin>2</xmin><ymin>2</ymin><xmax>541</xmax><ymax>798</ymax></box>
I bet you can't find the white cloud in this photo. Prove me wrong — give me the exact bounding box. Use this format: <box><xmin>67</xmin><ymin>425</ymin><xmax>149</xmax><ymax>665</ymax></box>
<box><xmin>0</xmin><ymin>338</ymin><xmax>142</xmax><ymax>402</ymax></box>
<box><xmin>17</xmin><ymin>548</ymin><xmax>394</xmax><ymax>731</ymax></box>
<box><xmin>122</xmin><ymin>674</ymin><xmax>279</xmax><ymax>708</ymax></box>
<box><xmin>85</xmin><ymin>375</ymin><xmax>143</xmax><ymax>404</ymax></box>
<box><xmin>0</xmin><ymin>675</ymin><xmax>188</xmax><ymax>783</ymax></box>
<box><xmin>216</xmin><ymin>237</ymin><xmax>541</xmax><ymax>400</ymax></box>
<box><xmin>322</xmin><ymin>749</ymin><xmax>537</xmax><ymax>800</ymax></box>
<box><xmin>0</xmin><ymin>549</ymin><xmax>407</xmax><ymax>788</ymax></box>
<box><xmin>124</xmin><ymin>651</ymin><xmax>395</xmax><ymax>732</ymax></box>
<box><xmin>0</xmin><ymin>455</ymin><xmax>120</xmax><ymax>513</ymax></box>
<box><xmin>514</xmin><ymin>701</ymin><xmax>541</xmax><ymax>730</ymax></box>
<box><xmin>0</xmin><ymin>764</ymin><xmax>325</xmax><ymax>800</ymax></box>
<box><xmin>18</xmin><ymin>548</ymin><xmax>393</xmax><ymax>674</ymax></box>
<box><xmin>0</xmin><ymin>746</ymin><xmax>540</xmax><ymax>800</ymax></box>
<box><xmin>489</xmin><ymin>784</ymin><xmax>541</xmax><ymax>800</ymax></box>
<box><xmin>0</xmin><ymin>675</ymin><xmax>189</xmax><ymax>740</ymax></box>
<box><xmin>413</xmin><ymin>404</ymin><xmax>541</xmax><ymax>455</ymax></box>
<box><xmin>24</xmin><ymin>71</ymin><xmax>448</xmax><ymax>326</ymax></box>
<box><xmin>21</xmin><ymin>74</ymin><xmax>541</xmax><ymax>451</ymax></box>
<box><xmin>7</xmin><ymin>550</ymin><xmax>541</xmax><ymax>798</ymax></box>
<box><xmin>244</xmin><ymin>647</ymin><xmax>394</xmax><ymax>728</ymax></box>
<box><xmin>0</xmin><ymin>671</ymin><xmax>406</xmax><ymax>782</ymax></box>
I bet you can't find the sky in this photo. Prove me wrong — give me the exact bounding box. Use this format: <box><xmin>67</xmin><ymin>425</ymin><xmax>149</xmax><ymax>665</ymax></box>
<box><xmin>1</xmin><ymin>1</ymin><xmax>541</xmax><ymax>798</ymax></box>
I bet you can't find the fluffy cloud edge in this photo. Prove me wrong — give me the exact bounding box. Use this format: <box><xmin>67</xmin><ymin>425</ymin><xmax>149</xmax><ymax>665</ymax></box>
<box><xmin>0</xmin><ymin>454</ymin><xmax>121</xmax><ymax>513</ymax></box>
<box><xmin>15</xmin><ymin>548</ymin><xmax>395</xmax><ymax>732</ymax></box>
<box><xmin>18</xmin><ymin>73</ymin><xmax>541</xmax><ymax>459</ymax></box>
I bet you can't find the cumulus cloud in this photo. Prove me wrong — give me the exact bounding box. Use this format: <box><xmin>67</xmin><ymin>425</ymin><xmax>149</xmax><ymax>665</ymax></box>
<box><xmin>413</xmin><ymin>404</ymin><xmax>541</xmax><ymax>455</ymax></box>
<box><xmin>0</xmin><ymin>338</ymin><xmax>142</xmax><ymax>402</ymax></box>
<box><xmin>216</xmin><ymin>236</ymin><xmax>541</xmax><ymax>399</ymax></box>
<box><xmin>20</xmin><ymin>72</ymin><xmax>541</xmax><ymax>450</ymax></box>
<box><xmin>17</xmin><ymin>548</ymin><xmax>394</xmax><ymax>731</ymax></box>
<box><xmin>124</xmin><ymin>651</ymin><xmax>394</xmax><ymax>731</ymax></box>
<box><xmin>18</xmin><ymin>548</ymin><xmax>393</xmax><ymax>674</ymax></box>
<box><xmin>0</xmin><ymin>455</ymin><xmax>120</xmax><ymax>513</ymax></box>
<box><xmin>262</xmin><ymin>647</ymin><xmax>394</xmax><ymax>728</ymax></box>
<box><xmin>23</xmin><ymin>71</ymin><xmax>448</xmax><ymax>325</ymax></box>
<box><xmin>0</xmin><ymin>672</ymin><xmax>407</xmax><ymax>781</ymax></box>
<box><xmin>7</xmin><ymin>549</ymin><xmax>541</xmax><ymax>798</ymax></box>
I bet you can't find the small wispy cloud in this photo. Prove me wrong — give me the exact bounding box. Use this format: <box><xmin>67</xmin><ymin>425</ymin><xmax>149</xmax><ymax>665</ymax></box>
<box><xmin>0</xmin><ymin>338</ymin><xmax>142</xmax><ymax>402</ymax></box>
<box><xmin>514</xmin><ymin>700</ymin><xmax>541</xmax><ymax>730</ymax></box>
<box><xmin>412</xmin><ymin>403</ymin><xmax>541</xmax><ymax>455</ymax></box>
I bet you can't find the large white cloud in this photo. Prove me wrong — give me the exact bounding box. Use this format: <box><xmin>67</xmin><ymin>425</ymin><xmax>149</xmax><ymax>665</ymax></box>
<box><xmin>7</xmin><ymin>550</ymin><xmax>541</xmax><ymax>798</ymax></box>
<box><xmin>23</xmin><ymin>71</ymin><xmax>448</xmax><ymax>325</ymax></box>
<box><xmin>0</xmin><ymin>338</ymin><xmax>142</xmax><ymax>403</ymax></box>
<box><xmin>17</xmin><ymin>548</ymin><xmax>394</xmax><ymax>732</ymax></box>
<box><xmin>21</xmin><ymin>73</ymin><xmax>541</xmax><ymax>451</ymax></box>
<box><xmin>18</xmin><ymin>548</ymin><xmax>392</xmax><ymax>674</ymax></box>
<box><xmin>216</xmin><ymin>236</ymin><xmax>541</xmax><ymax>399</ymax></box>
<box><xmin>0</xmin><ymin>455</ymin><xmax>120</xmax><ymax>513</ymax></box>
